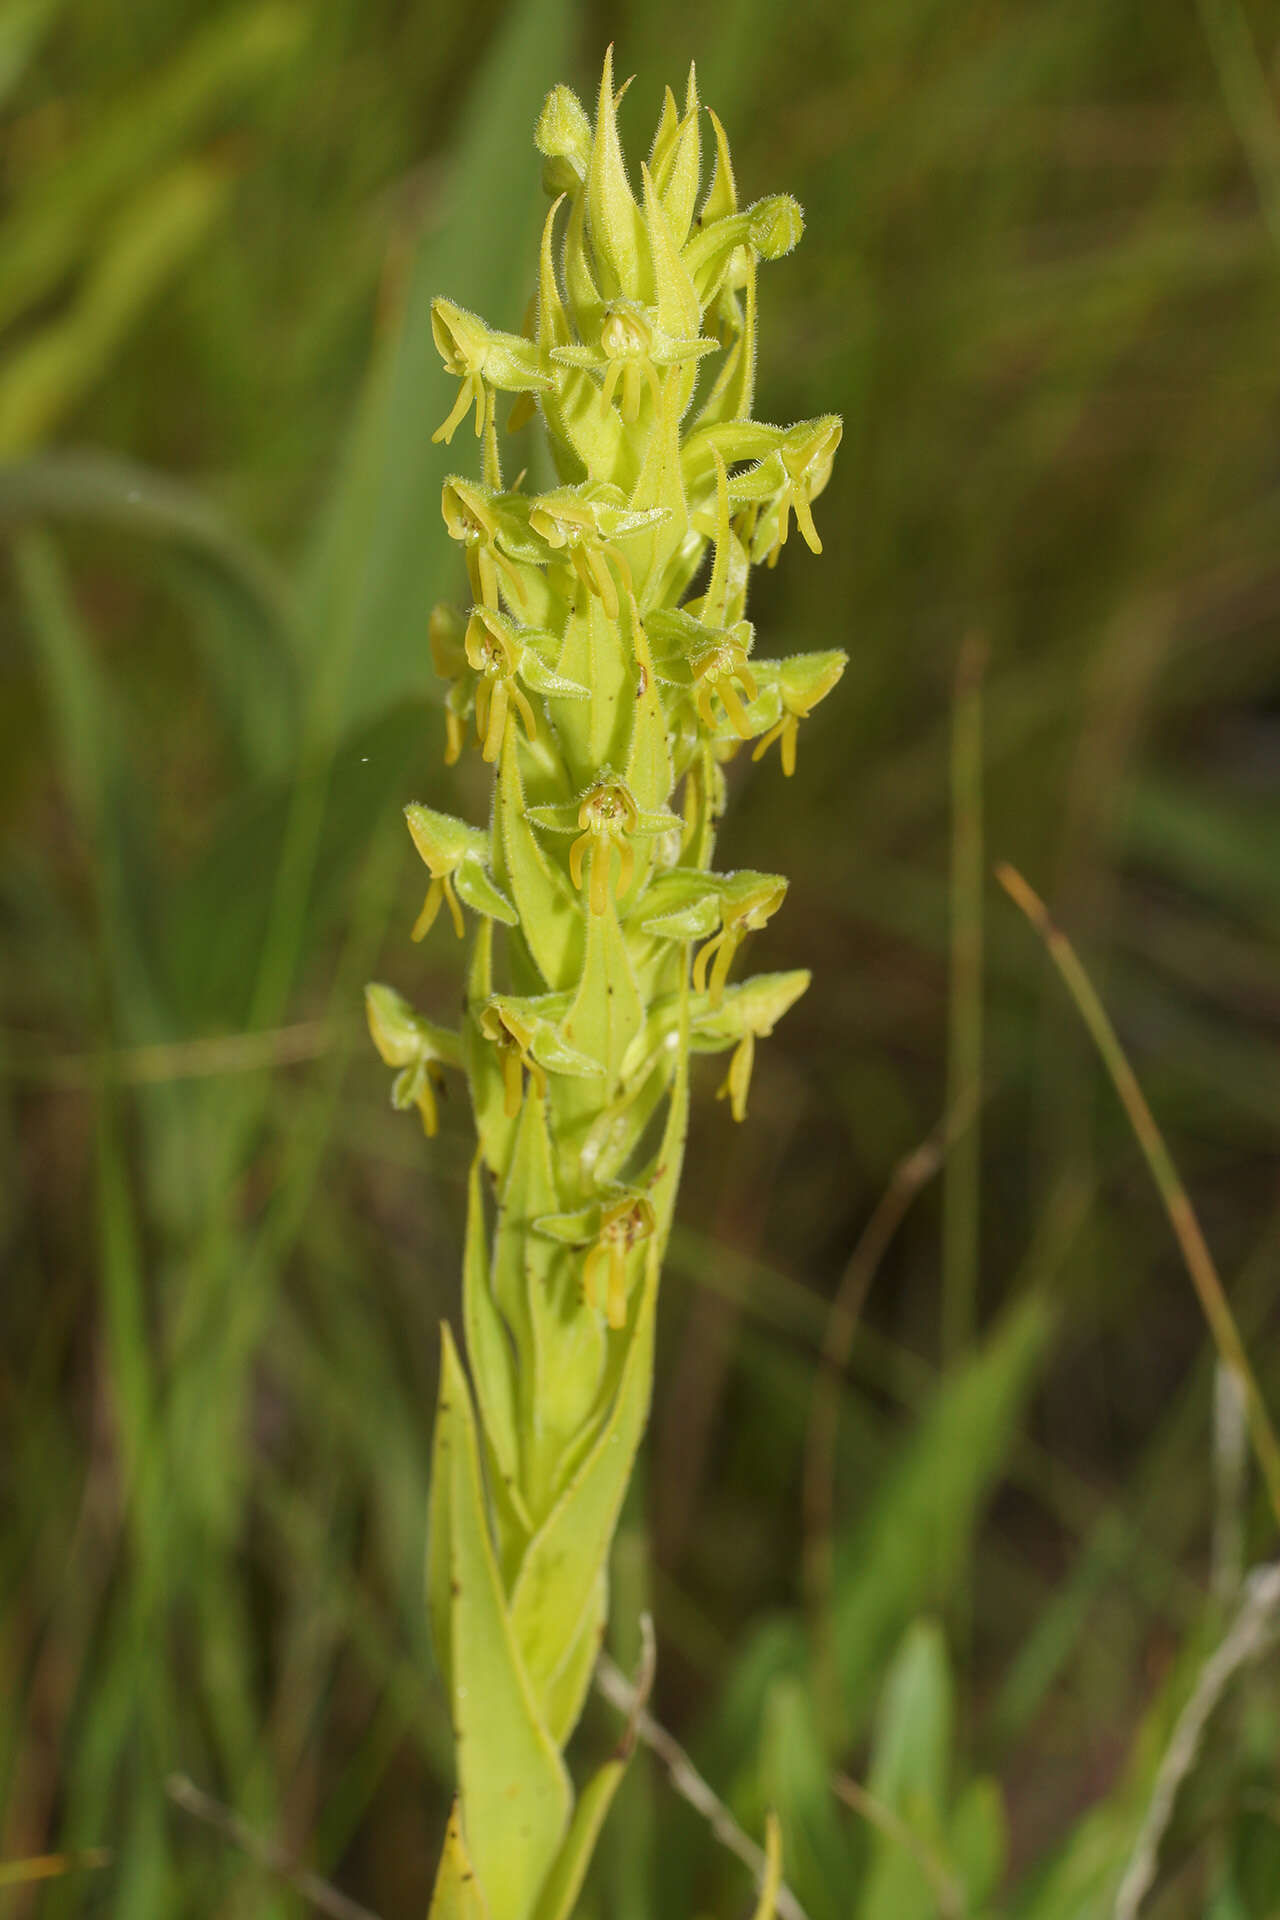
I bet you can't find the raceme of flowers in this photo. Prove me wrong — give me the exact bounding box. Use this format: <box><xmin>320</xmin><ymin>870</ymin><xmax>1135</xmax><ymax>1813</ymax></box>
<box><xmin>367</xmin><ymin>49</ymin><xmax>842</xmax><ymax>1920</ymax></box>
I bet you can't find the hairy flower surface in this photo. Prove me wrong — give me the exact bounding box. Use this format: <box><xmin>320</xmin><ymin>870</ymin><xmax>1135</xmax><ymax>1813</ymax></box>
<box><xmin>368</xmin><ymin>50</ymin><xmax>843</xmax><ymax>1920</ymax></box>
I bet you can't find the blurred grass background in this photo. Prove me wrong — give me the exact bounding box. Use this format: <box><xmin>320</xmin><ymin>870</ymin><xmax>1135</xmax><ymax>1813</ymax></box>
<box><xmin>4</xmin><ymin>0</ymin><xmax>1280</xmax><ymax>1914</ymax></box>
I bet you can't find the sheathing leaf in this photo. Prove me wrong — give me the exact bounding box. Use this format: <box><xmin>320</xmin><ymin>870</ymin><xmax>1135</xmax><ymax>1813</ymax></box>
<box><xmin>426</xmin><ymin>1344</ymin><xmax>457</xmax><ymax>1690</ymax></box>
<box><xmin>441</xmin><ymin>1330</ymin><xmax>570</xmax><ymax>1920</ymax></box>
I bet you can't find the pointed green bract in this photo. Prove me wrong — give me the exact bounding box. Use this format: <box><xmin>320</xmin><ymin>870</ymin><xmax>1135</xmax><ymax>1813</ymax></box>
<box><xmin>427</xmin><ymin>1803</ymin><xmax>493</xmax><ymax>1920</ymax></box>
<box><xmin>370</xmin><ymin>51</ymin><xmax>840</xmax><ymax>1918</ymax></box>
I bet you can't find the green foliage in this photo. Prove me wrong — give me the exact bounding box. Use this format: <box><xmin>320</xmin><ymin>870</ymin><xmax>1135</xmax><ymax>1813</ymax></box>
<box><xmin>831</xmin><ymin>1293</ymin><xmax>1053</xmax><ymax>1738</ymax></box>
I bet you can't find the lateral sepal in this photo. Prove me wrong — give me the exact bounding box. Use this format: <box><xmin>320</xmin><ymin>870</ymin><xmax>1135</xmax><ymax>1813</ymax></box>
<box><xmin>365</xmin><ymin>983</ymin><xmax>462</xmax><ymax>1137</ymax></box>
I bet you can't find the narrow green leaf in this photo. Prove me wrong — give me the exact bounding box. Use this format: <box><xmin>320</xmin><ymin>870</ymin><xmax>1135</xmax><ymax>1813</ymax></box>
<box><xmin>949</xmin><ymin>1777</ymin><xmax>1007</xmax><ymax>1913</ymax></box>
<box><xmin>832</xmin><ymin>1293</ymin><xmax>1051</xmax><ymax>1742</ymax></box>
<box><xmin>491</xmin><ymin>1096</ymin><xmax>557</xmax><ymax>1410</ymax></box>
<box><xmin>300</xmin><ymin>0</ymin><xmax>572</xmax><ymax>736</ymax></box>
<box><xmin>442</xmin><ymin>1329</ymin><xmax>570</xmax><ymax>1920</ymax></box>
<box><xmin>756</xmin><ymin>1675</ymin><xmax>854</xmax><ymax>1920</ymax></box>
<box><xmin>866</xmin><ymin>1621</ymin><xmax>953</xmax><ymax>1811</ymax></box>
<box><xmin>426</xmin><ymin>1344</ymin><xmax>457</xmax><ymax>1690</ymax></box>
<box><xmin>651</xmin><ymin>79</ymin><xmax>701</xmax><ymax>248</ymax></box>
<box><xmin>0</xmin><ymin>0</ymin><xmax>63</xmax><ymax>109</ymax></box>
<box><xmin>629</xmin><ymin>365</ymin><xmax>689</xmax><ymax>603</ymax></box>
<box><xmin>0</xmin><ymin>163</ymin><xmax>230</xmax><ymax>456</ymax></box>
<box><xmin>859</xmin><ymin>1622</ymin><xmax>954</xmax><ymax>1920</ymax></box>
<box><xmin>531</xmin><ymin>1751</ymin><xmax>629</xmax><ymax>1920</ymax></box>
<box><xmin>461</xmin><ymin>1153</ymin><xmax>525</xmax><ymax>1528</ymax></box>
<box><xmin>14</xmin><ymin>530</ymin><xmax>166</xmax><ymax>1040</ymax></box>
<box><xmin>0</xmin><ymin>2</ymin><xmax>303</xmax><ymax>334</ymax></box>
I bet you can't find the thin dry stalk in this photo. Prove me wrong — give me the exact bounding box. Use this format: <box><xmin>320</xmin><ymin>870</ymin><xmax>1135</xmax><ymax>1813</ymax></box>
<box><xmin>165</xmin><ymin>1775</ymin><xmax>381</xmax><ymax>1920</ymax></box>
<box><xmin>832</xmin><ymin>1772</ymin><xmax>965</xmax><ymax>1920</ymax></box>
<box><xmin>0</xmin><ymin>1850</ymin><xmax>111</xmax><ymax>1888</ymax></box>
<box><xmin>594</xmin><ymin>1655</ymin><xmax>812</xmax><ymax>1920</ymax></box>
<box><xmin>1113</xmin><ymin>1562</ymin><xmax>1280</xmax><ymax>1919</ymax></box>
<box><xmin>996</xmin><ymin>862</ymin><xmax>1280</xmax><ymax>1529</ymax></box>
<box><xmin>942</xmin><ymin>629</ymin><xmax>986</xmax><ymax>1366</ymax></box>
<box><xmin>0</xmin><ymin>1019</ymin><xmax>334</xmax><ymax>1085</ymax></box>
<box><xmin>801</xmin><ymin>1098</ymin><xmax>977</xmax><ymax>1719</ymax></box>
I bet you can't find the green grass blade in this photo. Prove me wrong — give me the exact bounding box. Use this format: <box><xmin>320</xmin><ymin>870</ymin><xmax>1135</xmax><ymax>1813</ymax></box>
<box><xmin>831</xmin><ymin>1292</ymin><xmax>1051</xmax><ymax>1739</ymax></box>
<box><xmin>299</xmin><ymin>0</ymin><xmax>573</xmax><ymax>737</ymax></box>
<box><xmin>0</xmin><ymin>162</ymin><xmax>229</xmax><ymax>456</ymax></box>
<box><xmin>0</xmin><ymin>3</ymin><xmax>304</xmax><ymax>334</ymax></box>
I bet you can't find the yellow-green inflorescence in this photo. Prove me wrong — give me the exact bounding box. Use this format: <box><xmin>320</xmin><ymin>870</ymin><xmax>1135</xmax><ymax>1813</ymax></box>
<box><xmin>367</xmin><ymin>50</ymin><xmax>843</xmax><ymax>1920</ymax></box>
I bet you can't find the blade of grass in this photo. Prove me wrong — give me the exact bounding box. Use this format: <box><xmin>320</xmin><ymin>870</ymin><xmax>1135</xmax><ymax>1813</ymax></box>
<box><xmin>0</xmin><ymin>161</ymin><xmax>230</xmax><ymax>457</ymax></box>
<box><xmin>802</xmin><ymin>1100</ymin><xmax>972</xmax><ymax>1741</ymax></box>
<box><xmin>996</xmin><ymin>861</ymin><xmax>1280</xmax><ymax>1529</ymax></box>
<box><xmin>249</xmin><ymin>0</ymin><xmax>573</xmax><ymax>1035</ymax></box>
<box><xmin>0</xmin><ymin>2</ymin><xmax>304</xmax><ymax>334</ymax></box>
<box><xmin>0</xmin><ymin>0</ymin><xmax>63</xmax><ymax>109</ymax></box>
<box><xmin>942</xmin><ymin>631</ymin><xmax>986</xmax><ymax>1366</ymax></box>
<box><xmin>298</xmin><ymin>0</ymin><xmax>574</xmax><ymax>736</ymax></box>
<box><xmin>11</xmin><ymin>529</ymin><xmax>167</xmax><ymax>1039</ymax></box>
<box><xmin>166</xmin><ymin>1776</ymin><xmax>383</xmax><ymax>1920</ymax></box>
<box><xmin>0</xmin><ymin>451</ymin><xmax>298</xmax><ymax>658</ymax></box>
<box><xmin>0</xmin><ymin>1850</ymin><xmax>111</xmax><ymax>1888</ymax></box>
<box><xmin>1113</xmin><ymin>1563</ymin><xmax>1280</xmax><ymax>1920</ymax></box>
<box><xmin>1195</xmin><ymin>0</ymin><xmax>1280</xmax><ymax>257</ymax></box>
<box><xmin>986</xmin><ymin>1195</ymin><xmax>1280</xmax><ymax>1750</ymax></box>
<box><xmin>0</xmin><ymin>1019</ymin><xmax>335</xmax><ymax>1087</ymax></box>
<box><xmin>833</xmin><ymin>1777</ymin><xmax>963</xmax><ymax>1920</ymax></box>
<box><xmin>594</xmin><ymin>1653</ymin><xmax>811</xmax><ymax>1920</ymax></box>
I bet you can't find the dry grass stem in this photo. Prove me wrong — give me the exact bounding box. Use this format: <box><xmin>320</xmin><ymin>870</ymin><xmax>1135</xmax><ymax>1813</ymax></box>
<box><xmin>832</xmin><ymin>1772</ymin><xmax>965</xmax><ymax>1920</ymax></box>
<box><xmin>1113</xmin><ymin>1561</ymin><xmax>1280</xmax><ymax>1919</ymax></box>
<box><xmin>594</xmin><ymin>1654</ymin><xmax>812</xmax><ymax>1920</ymax></box>
<box><xmin>996</xmin><ymin>861</ymin><xmax>1280</xmax><ymax>1529</ymax></box>
<box><xmin>165</xmin><ymin>1775</ymin><xmax>382</xmax><ymax>1920</ymax></box>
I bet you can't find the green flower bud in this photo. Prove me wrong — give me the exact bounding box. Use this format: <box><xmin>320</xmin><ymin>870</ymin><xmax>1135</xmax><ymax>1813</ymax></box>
<box><xmin>535</xmin><ymin>82</ymin><xmax>592</xmax><ymax>191</ymax></box>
